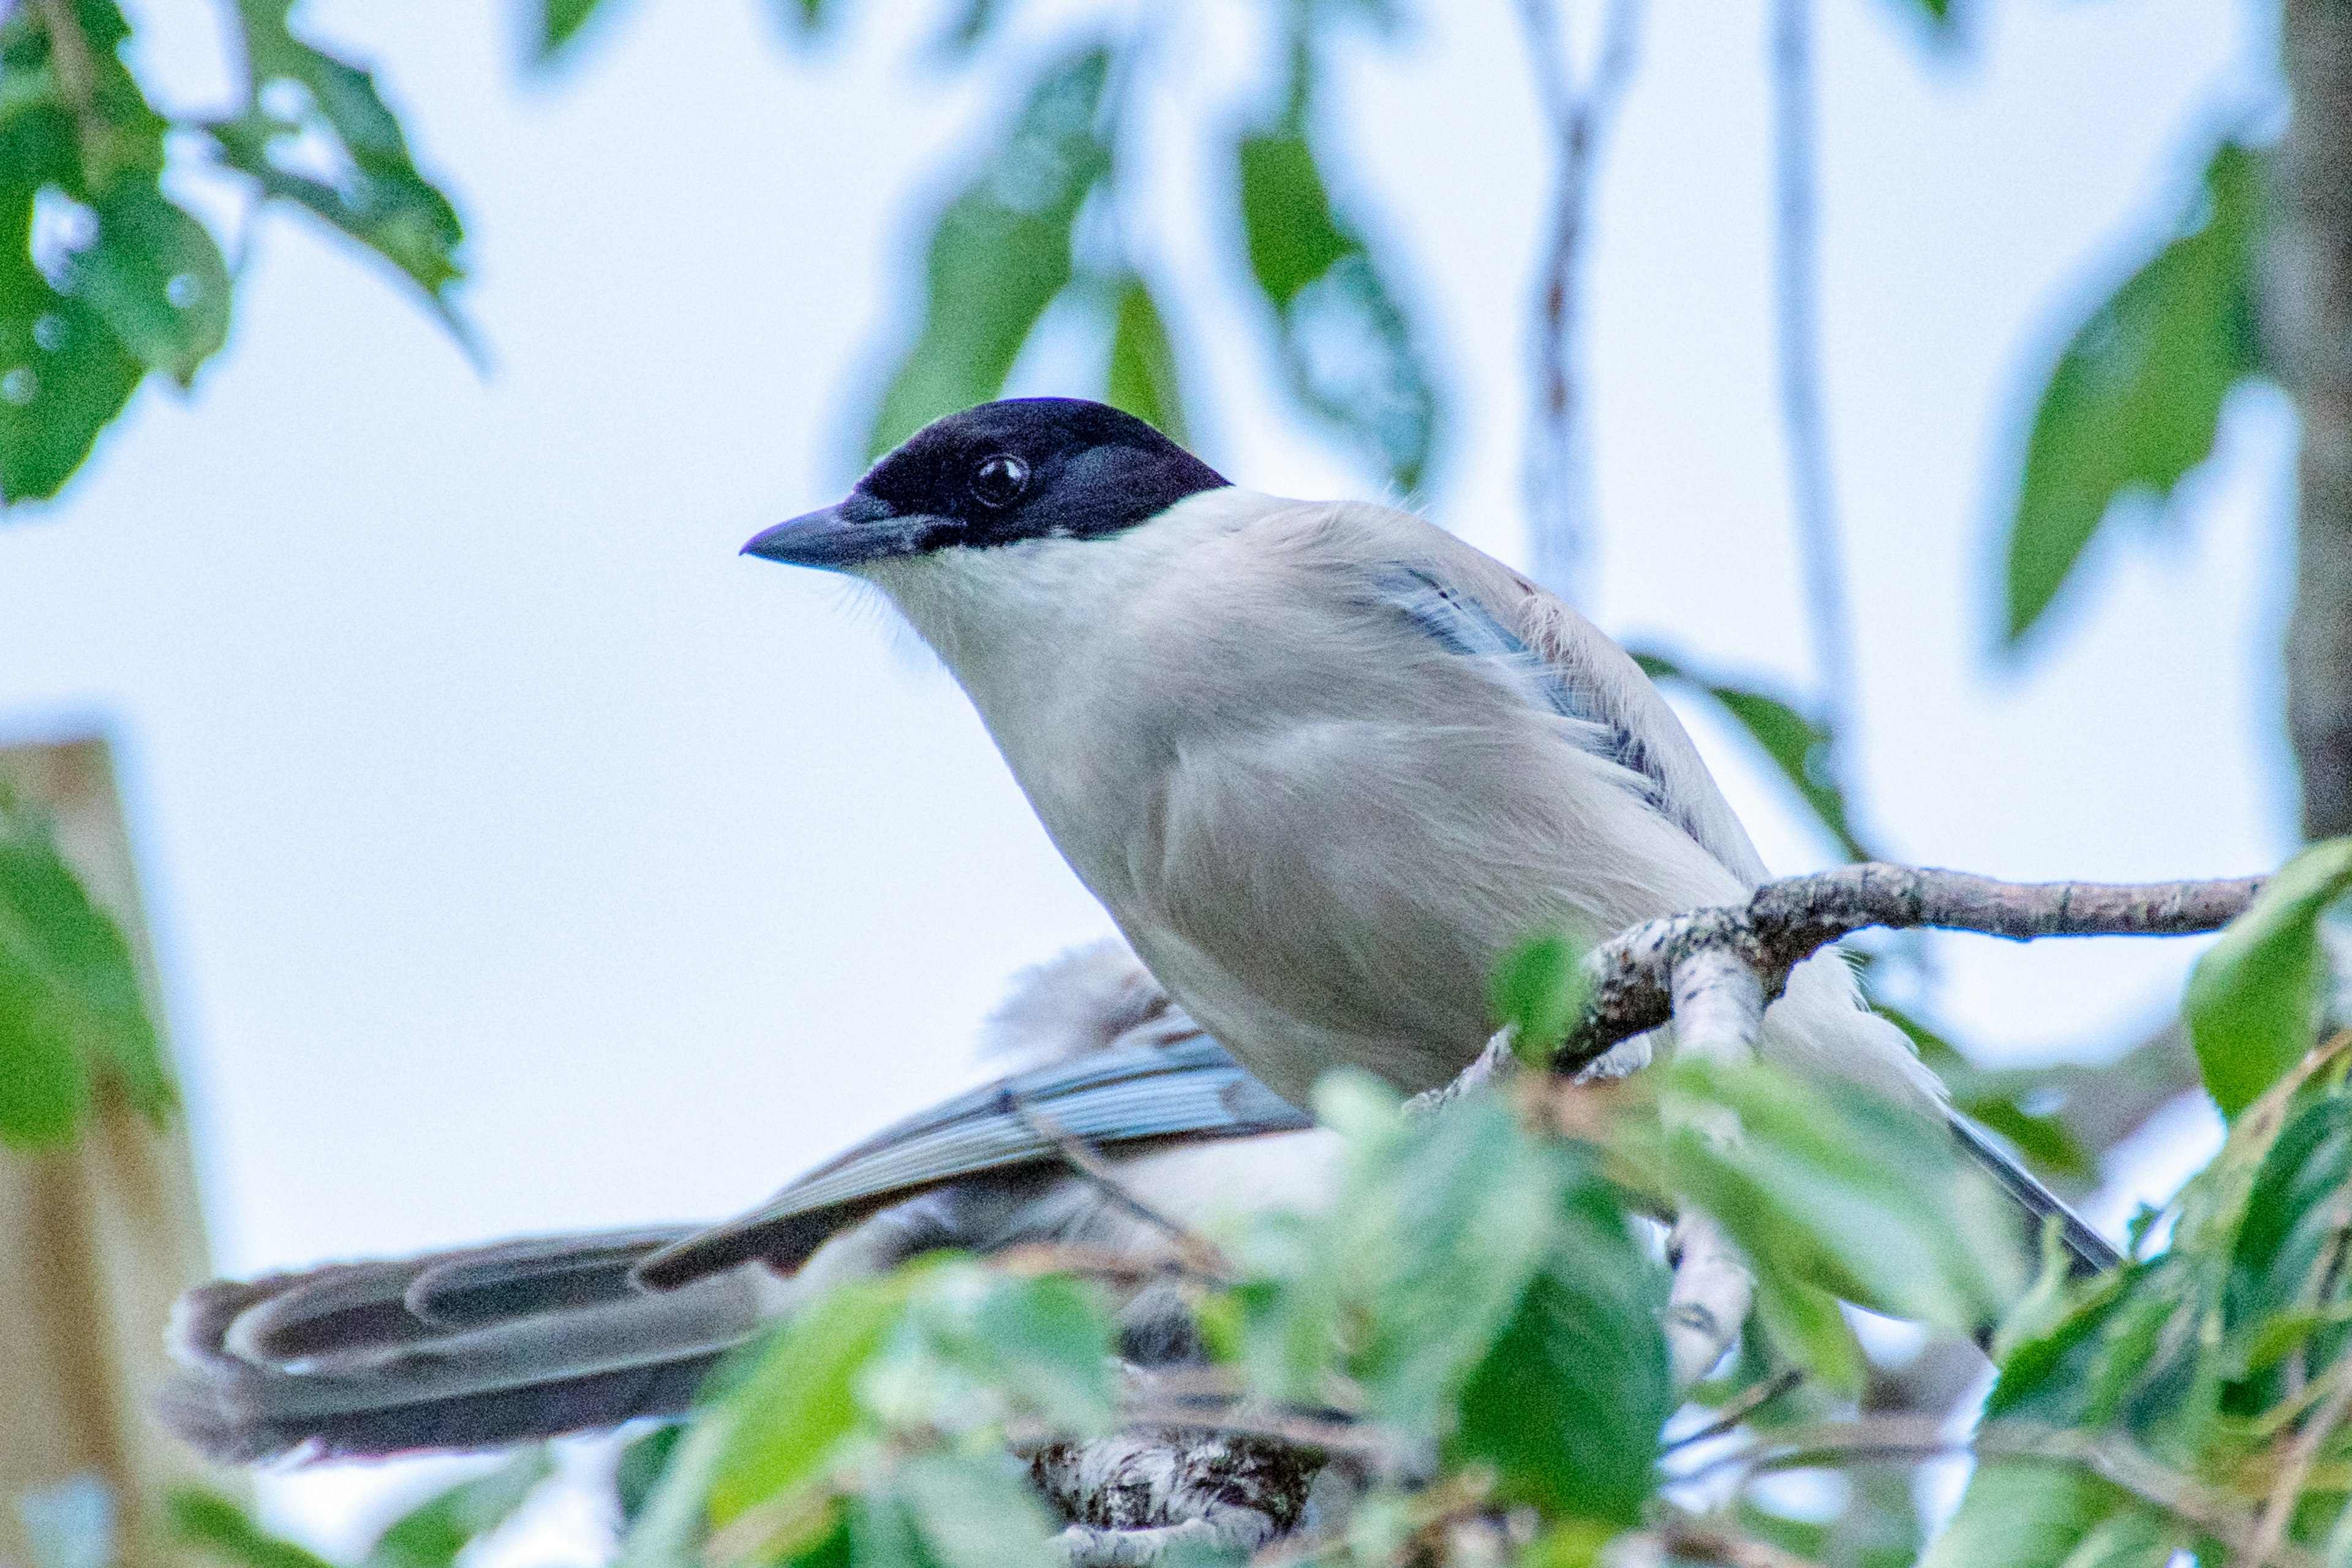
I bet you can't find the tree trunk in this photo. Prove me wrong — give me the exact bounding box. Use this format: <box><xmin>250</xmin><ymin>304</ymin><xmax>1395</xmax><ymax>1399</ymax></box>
<box><xmin>2278</xmin><ymin>1</ymin><xmax>2352</xmax><ymax>842</ymax></box>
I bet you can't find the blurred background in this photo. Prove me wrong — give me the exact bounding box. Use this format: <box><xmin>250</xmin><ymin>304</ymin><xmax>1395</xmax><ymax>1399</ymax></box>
<box><xmin>0</xmin><ymin>0</ymin><xmax>2318</xmax><ymax>1561</ymax></box>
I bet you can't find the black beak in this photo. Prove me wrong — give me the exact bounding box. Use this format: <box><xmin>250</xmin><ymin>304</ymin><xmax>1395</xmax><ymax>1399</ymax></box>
<box><xmin>741</xmin><ymin>494</ymin><xmax>937</xmax><ymax>570</ymax></box>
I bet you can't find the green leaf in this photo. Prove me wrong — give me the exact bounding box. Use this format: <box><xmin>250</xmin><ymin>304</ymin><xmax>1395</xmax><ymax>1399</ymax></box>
<box><xmin>1491</xmin><ymin>930</ymin><xmax>1591</xmax><ymax>1065</ymax></box>
<box><xmin>1236</xmin><ymin>106</ymin><xmax>1436</xmax><ymax>492</ymax></box>
<box><xmin>1</xmin><ymin>191</ymin><xmax>141</xmax><ymax>503</ymax></box>
<box><xmin>66</xmin><ymin>178</ymin><xmax>230</xmax><ymax>385</ymax></box>
<box><xmin>168</xmin><ymin>1491</ymin><xmax>342</xmax><ymax>1568</ymax></box>
<box><xmin>615</xmin><ymin>1425</ymin><xmax>685</xmax><ymax>1527</ymax></box>
<box><xmin>708</xmin><ymin>1275</ymin><xmax>911</xmax><ymax>1525</ymax></box>
<box><xmin>1656</xmin><ymin>1056</ymin><xmax>2029</xmax><ymax>1344</ymax></box>
<box><xmin>1452</xmin><ymin>1217</ymin><xmax>1670</xmax><ymax>1525</ymax></box>
<box><xmin>1632</xmin><ymin>650</ymin><xmax>1871</xmax><ymax>862</ymax></box>
<box><xmin>537</xmin><ymin>0</ymin><xmax>609</xmax><ymax>58</ymax></box>
<box><xmin>1919</xmin><ymin>1461</ymin><xmax>2135</xmax><ymax>1568</ymax></box>
<box><xmin>364</xmin><ymin>1447</ymin><xmax>553</xmax><ymax>1568</ymax></box>
<box><xmin>2002</xmin><ymin>139</ymin><xmax>2261</xmax><ymax>647</ymax></box>
<box><xmin>875</xmin><ymin>1453</ymin><xmax>1057</xmax><ymax>1568</ymax></box>
<box><xmin>0</xmin><ymin>803</ymin><xmax>171</xmax><ymax>1145</ymax></box>
<box><xmin>2185</xmin><ymin>839</ymin><xmax>2352</xmax><ymax>1118</ymax></box>
<box><xmin>1238</xmin><ymin>132</ymin><xmax>1351</xmax><ymax>309</ymax></box>
<box><xmin>1236</xmin><ymin>1072</ymin><xmax>1668</xmax><ymax>1501</ymax></box>
<box><xmin>1104</xmin><ymin>274</ymin><xmax>1186</xmax><ymax>445</ymax></box>
<box><xmin>867</xmin><ymin>48</ymin><xmax>1110</xmax><ymax>457</ymax></box>
<box><xmin>211</xmin><ymin>2</ymin><xmax>468</xmax><ymax>319</ymax></box>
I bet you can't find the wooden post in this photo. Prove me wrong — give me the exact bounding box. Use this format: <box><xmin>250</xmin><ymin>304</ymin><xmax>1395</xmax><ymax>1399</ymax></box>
<box><xmin>0</xmin><ymin>736</ymin><xmax>227</xmax><ymax>1568</ymax></box>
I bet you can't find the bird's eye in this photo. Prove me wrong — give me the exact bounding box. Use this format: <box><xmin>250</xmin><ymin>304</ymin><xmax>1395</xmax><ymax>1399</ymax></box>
<box><xmin>970</xmin><ymin>454</ymin><xmax>1029</xmax><ymax>508</ymax></box>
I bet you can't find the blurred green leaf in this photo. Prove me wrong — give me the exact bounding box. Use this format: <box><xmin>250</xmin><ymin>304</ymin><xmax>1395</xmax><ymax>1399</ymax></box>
<box><xmin>1880</xmin><ymin>1004</ymin><xmax>2097</xmax><ymax>1183</ymax></box>
<box><xmin>867</xmin><ymin>47</ymin><xmax>1110</xmax><ymax>456</ymax></box>
<box><xmin>1655</xmin><ymin>1056</ymin><xmax>2029</xmax><ymax>1347</ymax></box>
<box><xmin>365</xmin><ymin>1447</ymin><xmax>552</xmax><ymax>1568</ymax></box>
<box><xmin>1919</xmin><ymin>1463</ymin><xmax>2141</xmax><ymax>1568</ymax></box>
<box><xmin>1453</xmin><ymin>1219</ymin><xmax>1668</xmax><ymax>1525</ymax></box>
<box><xmin>1104</xmin><ymin>273</ymin><xmax>1186</xmax><ymax>445</ymax></box>
<box><xmin>709</xmin><ymin>1275</ymin><xmax>910</xmax><ymax>1526</ymax></box>
<box><xmin>775</xmin><ymin>0</ymin><xmax>840</xmax><ymax>37</ymax></box>
<box><xmin>2002</xmin><ymin>138</ymin><xmax>2261</xmax><ymax>648</ymax></box>
<box><xmin>1238</xmin><ymin>131</ymin><xmax>1351</xmax><ymax>308</ymax></box>
<box><xmin>2186</xmin><ymin>839</ymin><xmax>2352</xmax><ymax>1118</ymax></box>
<box><xmin>873</xmin><ymin>1453</ymin><xmax>1057</xmax><ymax>1568</ymax></box>
<box><xmin>168</xmin><ymin>1491</ymin><xmax>342</xmax><ymax>1568</ymax></box>
<box><xmin>1237</xmin><ymin>96</ymin><xmax>1436</xmax><ymax>492</ymax></box>
<box><xmin>537</xmin><ymin>0</ymin><xmax>611</xmax><ymax>59</ymax></box>
<box><xmin>615</xmin><ymin>1425</ymin><xmax>685</xmax><ymax>1527</ymax></box>
<box><xmin>1238</xmin><ymin>1074</ymin><xmax>1668</xmax><ymax>1518</ymax></box>
<box><xmin>67</xmin><ymin>178</ymin><xmax>230</xmax><ymax>385</ymax></box>
<box><xmin>1633</xmin><ymin>650</ymin><xmax>1871</xmax><ymax>863</ymax></box>
<box><xmin>0</xmin><ymin>802</ymin><xmax>170</xmax><ymax>1145</ymax></box>
<box><xmin>1</xmin><ymin>198</ymin><xmax>140</xmax><ymax>503</ymax></box>
<box><xmin>211</xmin><ymin>1</ymin><xmax>468</xmax><ymax>319</ymax></box>
<box><xmin>1492</xmin><ymin>930</ymin><xmax>1591</xmax><ymax>1066</ymax></box>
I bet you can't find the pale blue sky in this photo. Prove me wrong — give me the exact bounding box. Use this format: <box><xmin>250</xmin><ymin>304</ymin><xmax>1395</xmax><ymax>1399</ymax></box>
<box><xmin>0</xmin><ymin>0</ymin><xmax>2294</xmax><ymax>1551</ymax></box>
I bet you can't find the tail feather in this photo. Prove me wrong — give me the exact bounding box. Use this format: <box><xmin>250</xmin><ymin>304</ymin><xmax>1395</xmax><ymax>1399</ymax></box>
<box><xmin>1945</xmin><ymin>1112</ymin><xmax>2122</xmax><ymax>1278</ymax></box>
<box><xmin>162</xmin><ymin>1229</ymin><xmax>766</xmax><ymax>1463</ymax></box>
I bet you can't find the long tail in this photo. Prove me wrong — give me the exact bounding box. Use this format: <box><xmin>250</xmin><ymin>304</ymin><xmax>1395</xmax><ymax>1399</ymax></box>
<box><xmin>1945</xmin><ymin>1112</ymin><xmax>2123</xmax><ymax>1278</ymax></box>
<box><xmin>160</xmin><ymin>1228</ymin><xmax>767</xmax><ymax>1462</ymax></box>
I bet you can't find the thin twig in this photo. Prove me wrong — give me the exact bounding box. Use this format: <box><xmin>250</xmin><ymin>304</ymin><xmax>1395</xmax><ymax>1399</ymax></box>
<box><xmin>1513</xmin><ymin>0</ymin><xmax>1645</xmax><ymax>600</ymax></box>
<box><xmin>1668</xmin><ymin>1367</ymin><xmax>1807</xmax><ymax>1452</ymax></box>
<box><xmin>1008</xmin><ymin>1092</ymin><xmax>1237</xmax><ymax>1283</ymax></box>
<box><xmin>1553</xmin><ymin>864</ymin><xmax>2266</xmax><ymax>1071</ymax></box>
<box><xmin>1769</xmin><ymin>0</ymin><xmax>1861</xmax><ymax>757</ymax></box>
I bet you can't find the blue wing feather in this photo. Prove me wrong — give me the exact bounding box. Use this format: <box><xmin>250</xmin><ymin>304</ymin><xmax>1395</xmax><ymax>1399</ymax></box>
<box><xmin>633</xmin><ymin>1035</ymin><xmax>1312</xmax><ymax>1287</ymax></box>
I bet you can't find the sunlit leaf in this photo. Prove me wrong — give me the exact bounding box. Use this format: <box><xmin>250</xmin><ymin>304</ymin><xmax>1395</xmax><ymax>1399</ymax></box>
<box><xmin>708</xmin><ymin>1276</ymin><xmax>910</xmax><ymax>1525</ymax></box>
<box><xmin>2186</xmin><ymin>838</ymin><xmax>2352</xmax><ymax>1118</ymax></box>
<box><xmin>1104</xmin><ymin>273</ymin><xmax>1186</xmax><ymax>445</ymax></box>
<box><xmin>2002</xmin><ymin>139</ymin><xmax>2261</xmax><ymax>648</ymax></box>
<box><xmin>1237</xmin><ymin>100</ymin><xmax>1436</xmax><ymax>491</ymax></box>
<box><xmin>0</xmin><ymin>802</ymin><xmax>171</xmax><ymax>1145</ymax></box>
<box><xmin>1632</xmin><ymin>650</ymin><xmax>1871</xmax><ymax>863</ymax></box>
<box><xmin>66</xmin><ymin>178</ymin><xmax>230</xmax><ymax>385</ymax></box>
<box><xmin>867</xmin><ymin>48</ymin><xmax>1110</xmax><ymax>456</ymax></box>
<box><xmin>210</xmin><ymin>2</ymin><xmax>468</xmax><ymax>322</ymax></box>
<box><xmin>365</xmin><ymin>1447</ymin><xmax>553</xmax><ymax>1568</ymax></box>
<box><xmin>168</xmin><ymin>1491</ymin><xmax>341</xmax><ymax>1568</ymax></box>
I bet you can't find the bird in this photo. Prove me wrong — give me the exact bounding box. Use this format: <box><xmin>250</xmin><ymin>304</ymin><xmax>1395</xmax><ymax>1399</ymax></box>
<box><xmin>160</xmin><ymin>943</ymin><xmax>1329</xmax><ymax>1466</ymax></box>
<box><xmin>741</xmin><ymin>396</ymin><xmax>2117</xmax><ymax>1275</ymax></box>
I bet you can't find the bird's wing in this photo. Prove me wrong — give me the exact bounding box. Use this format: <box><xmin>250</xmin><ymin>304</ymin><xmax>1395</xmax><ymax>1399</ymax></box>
<box><xmin>633</xmin><ymin>1031</ymin><xmax>1312</xmax><ymax>1289</ymax></box>
<box><xmin>1367</xmin><ymin>519</ymin><xmax>1773</xmax><ymax>888</ymax></box>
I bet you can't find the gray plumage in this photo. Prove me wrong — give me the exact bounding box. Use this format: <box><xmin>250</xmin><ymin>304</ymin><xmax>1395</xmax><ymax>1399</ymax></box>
<box><xmin>745</xmin><ymin>398</ymin><xmax>2118</xmax><ymax>1275</ymax></box>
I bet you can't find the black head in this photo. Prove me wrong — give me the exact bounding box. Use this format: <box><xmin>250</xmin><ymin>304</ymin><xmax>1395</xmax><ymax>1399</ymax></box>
<box><xmin>742</xmin><ymin>398</ymin><xmax>1229</xmax><ymax>570</ymax></box>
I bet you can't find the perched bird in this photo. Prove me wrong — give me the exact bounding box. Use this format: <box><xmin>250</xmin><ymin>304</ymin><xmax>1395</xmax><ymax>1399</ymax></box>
<box><xmin>742</xmin><ymin>396</ymin><xmax>2116</xmax><ymax>1273</ymax></box>
<box><xmin>161</xmin><ymin>944</ymin><xmax>1327</xmax><ymax>1464</ymax></box>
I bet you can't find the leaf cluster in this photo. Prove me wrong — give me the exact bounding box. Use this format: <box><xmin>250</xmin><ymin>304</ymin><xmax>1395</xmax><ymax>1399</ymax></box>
<box><xmin>0</xmin><ymin>0</ymin><xmax>466</xmax><ymax>503</ymax></box>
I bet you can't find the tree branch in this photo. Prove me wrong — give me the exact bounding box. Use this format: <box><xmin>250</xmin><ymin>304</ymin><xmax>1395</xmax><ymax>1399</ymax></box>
<box><xmin>1769</xmin><ymin>0</ymin><xmax>1860</xmax><ymax>756</ymax></box>
<box><xmin>1551</xmin><ymin>864</ymin><xmax>2266</xmax><ymax>1072</ymax></box>
<box><xmin>1513</xmin><ymin>0</ymin><xmax>1644</xmax><ymax>599</ymax></box>
<box><xmin>2275</xmin><ymin>1</ymin><xmax>2352</xmax><ymax>839</ymax></box>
